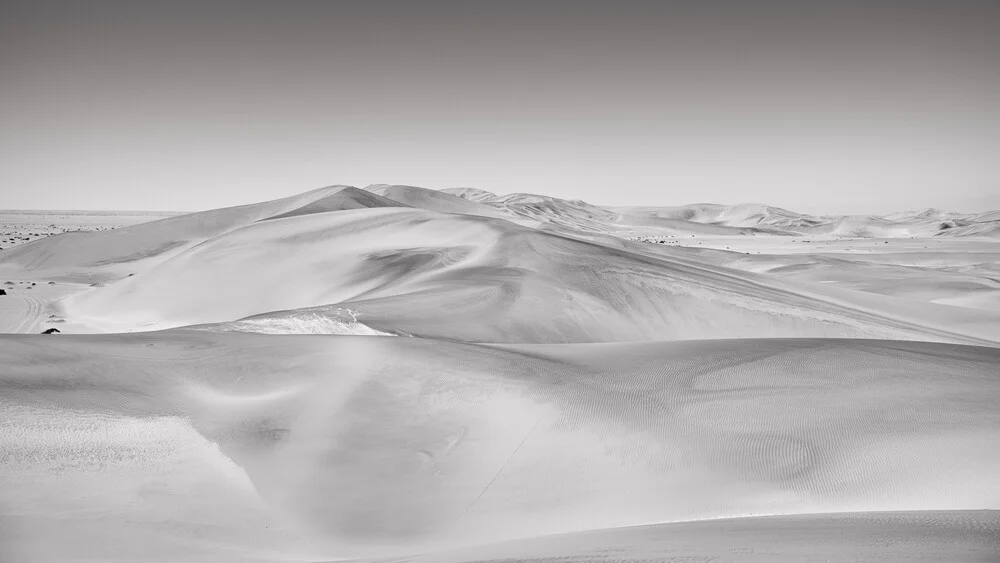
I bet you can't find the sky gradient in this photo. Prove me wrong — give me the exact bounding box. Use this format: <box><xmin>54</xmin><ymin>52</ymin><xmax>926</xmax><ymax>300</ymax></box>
<box><xmin>2</xmin><ymin>0</ymin><xmax>999</xmax><ymax>214</ymax></box>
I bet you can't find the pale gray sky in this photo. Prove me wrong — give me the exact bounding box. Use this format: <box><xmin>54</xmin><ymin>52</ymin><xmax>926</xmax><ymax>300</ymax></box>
<box><xmin>2</xmin><ymin>0</ymin><xmax>999</xmax><ymax>214</ymax></box>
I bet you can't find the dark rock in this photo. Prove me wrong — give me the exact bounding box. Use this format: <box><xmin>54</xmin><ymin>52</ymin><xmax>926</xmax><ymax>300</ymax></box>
<box><xmin>41</xmin><ymin>328</ymin><xmax>61</xmax><ymax>334</ymax></box>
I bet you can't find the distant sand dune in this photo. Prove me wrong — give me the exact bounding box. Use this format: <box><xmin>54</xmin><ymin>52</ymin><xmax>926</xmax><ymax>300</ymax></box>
<box><xmin>366</xmin><ymin>184</ymin><xmax>518</xmax><ymax>222</ymax></box>
<box><xmin>0</xmin><ymin>186</ymin><xmax>359</xmax><ymax>277</ymax></box>
<box><xmin>7</xmin><ymin>204</ymin><xmax>983</xmax><ymax>343</ymax></box>
<box><xmin>609</xmin><ymin>201</ymin><xmax>1000</xmax><ymax>239</ymax></box>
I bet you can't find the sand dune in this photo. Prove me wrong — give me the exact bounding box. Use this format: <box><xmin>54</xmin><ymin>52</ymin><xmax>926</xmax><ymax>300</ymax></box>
<box><xmin>0</xmin><ymin>186</ymin><xmax>358</xmax><ymax>279</ymax></box>
<box><xmin>9</xmin><ymin>186</ymin><xmax>990</xmax><ymax>292</ymax></box>
<box><xmin>610</xmin><ymin>202</ymin><xmax>1000</xmax><ymax>239</ymax></box>
<box><xmin>2</xmin><ymin>186</ymin><xmax>998</xmax><ymax>562</ymax></box>
<box><xmin>663</xmin><ymin>237</ymin><xmax>1000</xmax><ymax>313</ymax></box>
<box><xmin>611</xmin><ymin>202</ymin><xmax>815</xmax><ymax>233</ymax></box>
<box><xmin>1</xmin><ymin>332</ymin><xmax>998</xmax><ymax>561</ymax></box>
<box><xmin>30</xmin><ymin>203</ymin><xmax>995</xmax><ymax>344</ymax></box>
<box><xmin>266</xmin><ymin>187</ymin><xmax>408</xmax><ymax>220</ymax></box>
<box><xmin>389</xmin><ymin>187</ymin><xmax>1000</xmax><ymax>241</ymax></box>
<box><xmin>937</xmin><ymin>220</ymin><xmax>1000</xmax><ymax>238</ymax></box>
<box><xmin>881</xmin><ymin>208</ymin><xmax>961</xmax><ymax>221</ymax></box>
<box><xmin>365</xmin><ymin>184</ymin><xmax>519</xmax><ymax>222</ymax></box>
<box><xmin>486</xmin><ymin>192</ymin><xmax>624</xmax><ymax>232</ymax></box>
<box><xmin>382</xmin><ymin>185</ymin><xmax>747</xmax><ymax>242</ymax></box>
<box><xmin>0</xmin><ymin>209</ymin><xmax>178</xmax><ymax>251</ymax></box>
<box><xmin>748</xmin><ymin>257</ymin><xmax>1000</xmax><ymax>311</ymax></box>
<box><xmin>373</xmin><ymin>511</ymin><xmax>1000</xmax><ymax>563</ymax></box>
<box><xmin>438</xmin><ymin>187</ymin><xmax>498</xmax><ymax>202</ymax></box>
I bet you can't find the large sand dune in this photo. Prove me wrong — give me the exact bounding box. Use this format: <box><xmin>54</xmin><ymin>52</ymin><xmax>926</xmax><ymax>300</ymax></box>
<box><xmin>0</xmin><ymin>186</ymin><xmax>363</xmax><ymax>279</ymax></box>
<box><xmin>2</xmin><ymin>186</ymin><xmax>998</xmax><ymax>562</ymax></box>
<box><xmin>28</xmin><ymin>205</ymin><xmax>995</xmax><ymax>344</ymax></box>
<box><xmin>2</xmin><ymin>332</ymin><xmax>998</xmax><ymax>561</ymax></box>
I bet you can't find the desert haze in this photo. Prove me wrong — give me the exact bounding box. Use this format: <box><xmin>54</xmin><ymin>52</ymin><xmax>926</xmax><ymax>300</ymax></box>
<box><xmin>1</xmin><ymin>184</ymin><xmax>999</xmax><ymax>562</ymax></box>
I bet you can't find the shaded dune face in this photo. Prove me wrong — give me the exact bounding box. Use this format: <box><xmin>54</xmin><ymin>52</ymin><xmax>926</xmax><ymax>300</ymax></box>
<box><xmin>263</xmin><ymin>187</ymin><xmax>409</xmax><ymax>220</ymax></box>
<box><xmin>59</xmin><ymin>207</ymin><xmax>1000</xmax><ymax>344</ymax></box>
<box><xmin>2</xmin><ymin>332</ymin><xmax>997</xmax><ymax>556</ymax></box>
<box><xmin>365</xmin><ymin>184</ymin><xmax>516</xmax><ymax>221</ymax></box>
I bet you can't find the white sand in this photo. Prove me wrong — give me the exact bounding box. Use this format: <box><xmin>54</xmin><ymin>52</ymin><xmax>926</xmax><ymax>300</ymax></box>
<box><xmin>1</xmin><ymin>193</ymin><xmax>994</xmax><ymax>343</ymax></box>
<box><xmin>376</xmin><ymin>511</ymin><xmax>1000</xmax><ymax>563</ymax></box>
<box><xmin>1</xmin><ymin>187</ymin><xmax>998</xmax><ymax>562</ymax></box>
<box><xmin>1</xmin><ymin>333</ymin><xmax>998</xmax><ymax>560</ymax></box>
<box><xmin>0</xmin><ymin>209</ymin><xmax>178</xmax><ymax>250</ymax></box>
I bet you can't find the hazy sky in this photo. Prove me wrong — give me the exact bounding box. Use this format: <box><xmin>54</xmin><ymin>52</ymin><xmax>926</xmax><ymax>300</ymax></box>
<box><xmin>2</xmin><ymin>0</ymin><xmax>999</xmax><ymax>214</ymax></box>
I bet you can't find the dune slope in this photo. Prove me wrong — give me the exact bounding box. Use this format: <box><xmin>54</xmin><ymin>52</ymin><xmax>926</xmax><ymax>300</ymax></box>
<box><xmin>3</xmin><ymin>186</ymin><xmax>1000</xmax><ymax>563</ymax></box>
<box><xmin>54</xmin><ymin>206</ymin><xmax>1000</xmax><ymax>344</ymax></box>
<box><xmin>365</xmin><ymin>184</ymin><xmax>517</xmax><ymax>221</ymax></box>
<box><xmin>2</xmin><ymin>332</ymin><xmax>998</xmax><ymax>561</ymax></box>
<box><xmin>377</xmin><ymin>511</ymin><xmax>1000</xmax><ymax>563</ymax></box>
<box><xmin>0</xmin><ymin>186</ymin><xmax>365</xmax><ymax>278</ymax></box>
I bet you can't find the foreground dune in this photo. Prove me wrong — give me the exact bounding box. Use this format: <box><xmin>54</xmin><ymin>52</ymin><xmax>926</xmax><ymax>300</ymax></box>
<box><xmin>369</xmin><ymin>511</ymin><xmax>1000</xmax><ymax>563</ymax></box>
<box><xmin>2</xmin><ymin>331</ymin><xmax>998</xmax><ymax>561</ymax></box>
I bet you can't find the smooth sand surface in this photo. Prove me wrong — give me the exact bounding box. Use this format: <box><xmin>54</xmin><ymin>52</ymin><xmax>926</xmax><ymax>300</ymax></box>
<box><xmin>1</xmin><ymin>187</ymin><xmax>998</xmax><ymax>562</ymax></box>
<box><xmin>0</xmin><ymin>280</ymin><xmax>89</xmax><ymax>333</ymax></box>
<box><xmin>1</xmin><ymin>200</ymin><xmax>994</xmax><ymax>343</ymax></box>
<box><xmin>2</xmin><ymin>332</ymin><xmax>998</xmax><ymax>561</ymax></box>
<box><xmin>0</xmin><ymin>210</ymin><xmax>178</xmax><ymax>250</ymax></box>
<box><xmin>364</xmin><ymin>511</ymin><xmax>1000</xmax><ymax>563</ymax></box>
<box><xmin>629</xmin><ymin>235</ymin><xmax>1000</xmax><ymax>312</ymax></box>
